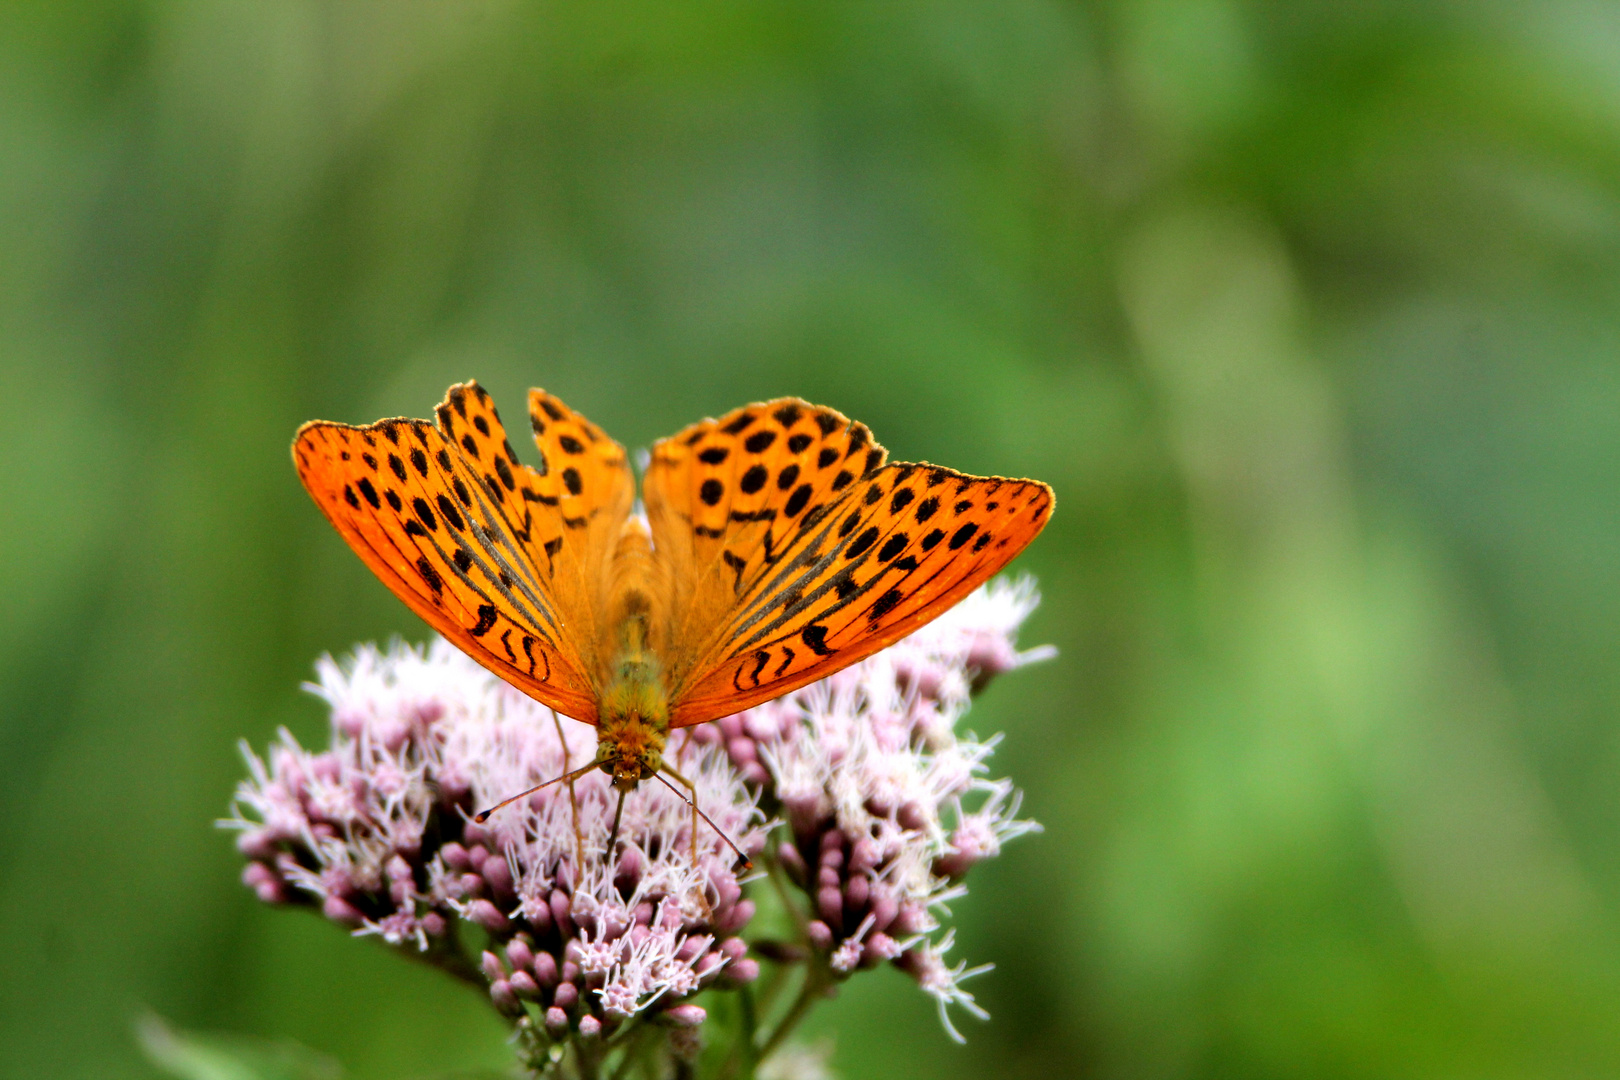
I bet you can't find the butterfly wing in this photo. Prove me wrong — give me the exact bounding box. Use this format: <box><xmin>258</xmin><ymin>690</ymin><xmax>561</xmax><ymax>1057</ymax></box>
<box><xmin>292</xmin><ymin>381</ymin><xmax>633</xmax><ymax>723</ymax></box>
<box><xmin>644</xmin><ymin>400</ymin><xmax>1052</xmax><ymax>726</ymax></box>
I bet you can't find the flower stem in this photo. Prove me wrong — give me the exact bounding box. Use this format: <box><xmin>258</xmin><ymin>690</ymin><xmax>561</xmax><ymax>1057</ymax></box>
<box><xmin>755</xmin><ymin>962</ymin><xmax>830</xmax><ymax>1068</ymax></box>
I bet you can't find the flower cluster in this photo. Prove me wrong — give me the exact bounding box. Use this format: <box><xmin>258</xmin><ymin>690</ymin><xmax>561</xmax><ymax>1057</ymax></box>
<box><xmin>688</xmin><ymin>576</ymin><xmax>1049</xmax><ymax>1038</ymax></box>
<box><xmin>226</xmin><ymin>577</ymin><xmax>1048</xmax><ymax>1074</ymax></box>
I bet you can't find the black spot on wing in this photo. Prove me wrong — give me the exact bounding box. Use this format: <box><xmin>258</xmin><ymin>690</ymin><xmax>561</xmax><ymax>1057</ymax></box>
<box><xmin>773</xmin><ymin>403</ymin><xmax>803</xmax><ymax>427</ymax></box>
<box><xmin>562</xmin><ymin>468</ymin><xmax>582</xmax><ymax>496</ymax></box>
<box><xmin>745</xmin><ymin>429</ymin><xmax>776</xmax><ymax>453</ymax></box>
<box><xmin>436</xmin><ymin>494</ymin><xmax>465</xmax><ymax>531</ymax></box>
<box><xmin>802</xmin><ymin>624</ymin><xmax>833</xmax><ymax>656</ymax></box>
<box><xmin>846</xmin><ymin>527</ymin><xmax>880</xmax><ymax>559</ymax></box>
<box><xmin>470</xmin><ymin>604</ymin><xmax>497</xmax><ymax>637</ymax></box>
<box><xmin>699</xmin><ymin>446</ymin><xmax>729</xmax><ymax>465</ymax></box>
<box><xmin>787</xmin><ymin>433</ymin><xmax>812</xmax><ymax>454</ymax></box>
<box><xmin>723</xmin><ymin>412</ymin><xmax>757</xmax><ymax>435</ymax></box>
<box><xmin>868</xmin><ymin>588</ymin><xmax>904</xmax><ymax>621</ymax></box>
<box><xmin>740</xmin><ymin>465</ymin><xmax>767</xmax><ymax>494</ymax></box>
<box><xmin>784</xmin><ymin>484</ymin><xmax>812</xmax><ymax>517</ymax></box>
<box><xmin>700</xmin><ymin>479</ymin><xmax>723</xmax><ymax>506</ymax></box>
<box><xmin>357</xmin><ymin>478</ymin><xmax>380</xmax><ymax>508</ymax></box>
<box><xmin>948</xmin><ymin>523</ymin><xmax>978</xmax><ymax>550</ymax></box>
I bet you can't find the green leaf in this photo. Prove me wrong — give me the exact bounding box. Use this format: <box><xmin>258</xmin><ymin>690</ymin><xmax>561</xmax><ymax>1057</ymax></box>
<box><xmin>135</xmin><ymin>1014</ymin><xmax>342</xmax><ymax>1080</ymax></box>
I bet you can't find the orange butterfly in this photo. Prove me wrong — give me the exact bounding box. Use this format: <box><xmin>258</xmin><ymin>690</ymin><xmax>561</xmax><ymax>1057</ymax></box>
<box><xmin>293</xmin><ymin>382</ymin><xmax>1052</xmax><ymax>840</ymax></box>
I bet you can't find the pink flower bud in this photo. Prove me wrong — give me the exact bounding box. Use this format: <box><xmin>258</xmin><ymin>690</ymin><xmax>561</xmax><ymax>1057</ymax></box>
<box><xmin>717</xmin><ymin>898</ymin><xmax>755</xmax><ymax>934</ymax></box>
<box><xmin>870</xmin><ymin>893</ymin><xmax>899</xmax><ymax>932</ymax></box>
<box><xmin>891</xmin><ymin>903</ymin><xmax>929</xmax><ymax>935</ymax></box>
<box><xmin>777</xmin><ymin>842</ymin><xmax>807</xmax><ymax>883</ymax></box>
<box><xmin>720</xmin><ymin>937</ymin><xmax>748</xmax><ymax>962</ymax></box>
<box><xmin>545</xmin><ymin>1007</ymin><xmax>570</xmax><ymax>1035</ymax></box>
<box><xmin>727</xmin><ymin>737</ymin><xmax>757</xmax><ymax>765</ymax></box>
<box><xmin>806</xmin><ymin>920</ymin><xmax>834</xmax><ymax>951</ymax></box>
<box><xmin>509</xmin><ymin>970</ymin><xmax>540</xmax><ymax>999</ymax></box>
<box><xmin>578</xmin><ymin>1015</ymin><xmax>601</xmax><ymax>1038</ymax></box>
<box><xmin>561</xmin><ymin>959</ymin><xmax>581</xmax><ymax>984</ymax></box>
<box><xmin>722</xmin><ymin>959</ymin><xmax>759</xmax><ymax>984</ymax></box>
<box><xmin>817</xmin><ymin>886</ymin><xmax>844</xmax><ymax>927</ymax></box>
<box><xmin>552</xmin><ymin>981</ymin><xmax>578</xmax><ymax>1010</ymax></box>
<box><xmin>458</xmin><ymin>873</ymin><xmax>484</xmax><ymax>898</ymax></box>
<box><xmin>549</xmin><ymin>890</ymin><xmax>574</xmax><ymax>935</ymax></box>
<box><xmin>845</xmin><ymin>874</ymin><xmax>870</xmax><ymax>910</ymax></box>
<box><xmin>506</xmin><ymin>939</ymin><xmax>534</xmax><ymax>972</ymax></box>
<box><xmin>467</xmin><ymin>899</ymin><xmax>509</xmax><ymax>933</ymax></box>
<box><xmin>740</xmin><ymin>761</ymin><xmax>770</xmax><ymax>786</ymax></box>
<box><xmin>664</xmin><ymin>1004</ymin><xmax>706</xmax><ymax>1027</ymax></box>
<box><xmin>482</xmin><ymin>856</ymin><xmax>514</xmax><ymax>900</ymax></box>
<box><xmin>863</xmin><ymin>932</ymin><xmax>902</xmax><ymax>966</ymax></box>
<box><xmin>488</xmin><ymin>979</ymin><xmax>523</xmax><ymax>1017</ymax></box>
<box><xmin>420</xmin><ymin>912</ymin><xmax>446</xmax><ymax>937</ymax></box>
<box><xmin>322</xmin><ymin>896</ymin><xmax>363</xmax><ymax>926</ymax></box>
<box><xmin>480</xmin><ymin>950</ymin><xmax>505</xmax><ymax>982</ymax></box>
<box><xmin>236</xmin><ymin>831</ymin><xmax>279</xmax><ymax>861</ymax></box>
<box><xmin>465</xmin><ymin>844</ymin><xmax>489</xmax><ymax>869</ymax></box>
<box><xmin>523</xmin><ymin>950</ymin><xmax>552</xmax><ymax>987</ymax></box>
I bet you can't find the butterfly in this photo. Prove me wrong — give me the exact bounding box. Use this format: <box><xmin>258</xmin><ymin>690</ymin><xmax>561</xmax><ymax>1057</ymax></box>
<box><xmin>293</xmin><ymin>382</ymin><xmax>1052</xmax><ymax>851</ymax></box>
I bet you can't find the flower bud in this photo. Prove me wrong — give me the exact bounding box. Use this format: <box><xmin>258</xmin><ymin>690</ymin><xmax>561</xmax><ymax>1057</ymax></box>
<box><xmin>467</xmin><ymin>899</ymin><xmax>509</xmax><ymax>933</ymax></box>
<box><xmin>532</xmin><ymin>951</ymin><xmax>558</xmax><ymax>987</ymax></box>
<box><xmin>505</xmin><ymin>939</ymin><xmax>534</xmax><ymax>972</ymax></box>
<box><xmin>664</xmin><ymin>1004</ymin><xmax>706</xmax><ymax>1027</ymax></box>
<box><xmin>488</xmin><ymin>979</ymin><xmax>523</xmax><ymax>1017</ymax></box>
<box><xmin>509</xmin><ymin>970</ymin><xmax>540</xmax><ymax>999</ymax></box>
<box><xmin>322</xmin><ymin>896</ymin><xmax>363</xmax><ymax>926</ymax></box>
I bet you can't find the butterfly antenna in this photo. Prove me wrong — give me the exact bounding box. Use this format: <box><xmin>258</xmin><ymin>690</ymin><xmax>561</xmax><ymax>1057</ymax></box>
<box><xmin>605</xmin><ymin>787</ymin><xmax>628</xmax><ymax>864</ymax></box>
<box><xmin>655</xmin><ymin>771</ymin><xmax>753</xmax><ymax>872</ymax></box>
<box><xmin>474</xmin><ymin>758</ymin><xmax>605</xmax><ymax>824</ymax></box>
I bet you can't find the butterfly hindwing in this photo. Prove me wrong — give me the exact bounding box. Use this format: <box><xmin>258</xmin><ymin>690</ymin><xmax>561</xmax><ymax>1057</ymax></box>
<box><xmin>292</xmin><ymin>381</ymin><xmax>632</xmax><ymax>723</ymax></box>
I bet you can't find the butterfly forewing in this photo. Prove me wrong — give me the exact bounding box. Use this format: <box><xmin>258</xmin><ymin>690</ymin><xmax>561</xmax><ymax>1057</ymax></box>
<box><xmin>292</xmin><ymin>381</ymin><xmax>633</xmax><ymax>723</ymax></box>
<box><xmin>643</xmin><ymin>398</ymin><xmax>888</xmax><ymax>694</ymax></box>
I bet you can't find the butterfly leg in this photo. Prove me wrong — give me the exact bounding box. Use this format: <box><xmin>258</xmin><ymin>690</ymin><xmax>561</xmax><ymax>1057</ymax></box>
<box><xmin>551</xmin><ymin>711</ymin><xmax>586</xmax><ymax>870</ymax></box>
<box><xmin>656</xmin><ymin>765</ymin><xmax>754</xmax><ymax>874</ymax></box>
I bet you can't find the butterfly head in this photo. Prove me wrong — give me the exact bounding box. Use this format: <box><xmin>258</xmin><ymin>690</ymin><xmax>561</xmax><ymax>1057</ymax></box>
<box><xmin>597</xmin><ymin>717</ymin><xmax>667</xmax><ymax>792</ymax></box>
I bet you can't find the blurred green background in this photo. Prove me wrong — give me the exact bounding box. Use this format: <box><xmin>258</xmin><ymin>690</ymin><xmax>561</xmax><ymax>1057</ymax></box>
<box><xmin>5</xmin><ymin>2</ymin><xmax>1620</xmax><ymax>1077</ymax></box>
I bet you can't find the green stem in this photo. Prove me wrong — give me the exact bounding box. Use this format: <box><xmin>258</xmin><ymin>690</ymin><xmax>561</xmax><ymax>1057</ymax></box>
<box><xmin>754</xmin><ymin>963</ymin><xmax>830</xmax><ymax>1069</ymax></box>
